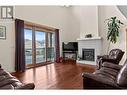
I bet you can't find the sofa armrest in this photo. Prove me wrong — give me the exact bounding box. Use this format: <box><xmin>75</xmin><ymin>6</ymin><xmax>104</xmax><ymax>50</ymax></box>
<box><xmin>101</xmin><ymin>58</ymin><xmax>116</xmax><ymax>63</ymax></box>
<box><xmin>96</xmin><ymin>55</ymin><xmax>109</xmax><ymax>70</ymax></box>
<box><xmin>97</xmin><ymin>55</ymin><xmax>108</xmax><ymax>59</ymax></box>
<box><xmin>82</xmin><ymin>72</ymin><xmax>120</xmax><ymax>89</ymax></box>
<box><xmin>102</xmin><ymin>62</ymin><xmax>122</xmax><ymax>71</ymax></box>
<box><xmin>15</xmin><ymin>83</ymin><xmax>35</xmax><ymax>89</ymax></box>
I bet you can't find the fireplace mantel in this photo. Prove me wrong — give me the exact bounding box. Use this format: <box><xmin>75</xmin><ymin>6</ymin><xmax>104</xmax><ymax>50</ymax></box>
<box><xmin>77</xmin><ymin>37</ymin><xmax>102</xmax><ymax>41</ymax></box>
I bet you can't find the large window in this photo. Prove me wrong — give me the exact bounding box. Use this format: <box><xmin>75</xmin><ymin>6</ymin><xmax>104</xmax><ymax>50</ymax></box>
<box><xmin>24</xmin><ymin>25</ymin><xmax>55</xmax><ymax>68</ymax></box>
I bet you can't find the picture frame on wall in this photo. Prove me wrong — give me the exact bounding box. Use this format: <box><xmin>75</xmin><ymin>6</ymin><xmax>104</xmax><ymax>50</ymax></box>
<box><xmin>0</xmin><ymin>26</ymin><xmax>6</xmax><ymax>39</ymax></box>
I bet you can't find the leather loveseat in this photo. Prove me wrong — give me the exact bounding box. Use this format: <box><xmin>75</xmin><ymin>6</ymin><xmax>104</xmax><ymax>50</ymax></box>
<box><xmin>82</xmin><ymin>59</ymin><xmax>127</xmax><ymax>89</ymax></box>
<box><xmin>0</xmin><ymin>64</ymin><xmax>35</xmax><ymax>89</ymax></box>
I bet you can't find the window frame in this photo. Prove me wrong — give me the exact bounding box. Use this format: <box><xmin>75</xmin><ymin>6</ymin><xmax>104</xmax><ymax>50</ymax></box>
<box><xmin>24</xmin><ymin>21</ymin><xmax>57</xmax><ymax>68</ymax></box>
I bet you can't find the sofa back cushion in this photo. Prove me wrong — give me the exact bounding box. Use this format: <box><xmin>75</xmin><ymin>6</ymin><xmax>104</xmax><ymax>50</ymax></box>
<box><xmin>109</xmin><ymin>49</ymin><xmax>124</xmax><ymax>62</ymax></box>
<box><xmin>117</xmin><ymin>59</ymin><xmax>127</xmax><ymax>87</ymax></box>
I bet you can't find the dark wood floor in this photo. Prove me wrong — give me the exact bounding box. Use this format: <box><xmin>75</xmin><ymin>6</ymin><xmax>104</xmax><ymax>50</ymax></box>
<box><xmin>12</xmin><ymin>62</ymin><xmax>95</xmax><ymax>89</ymax></box>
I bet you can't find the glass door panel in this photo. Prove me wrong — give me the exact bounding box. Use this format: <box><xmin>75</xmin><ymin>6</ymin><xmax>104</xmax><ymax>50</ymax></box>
<box><xmin>24</xmin><ymin>27</ymin><xmax>56</xmax><ymax>68</ymax></box>
<box><xmin>24</xmin><ymin>29</ymin><xmax>33</xmax><ymax>65</ymax></box>
<box><xmin>35</xmin><ymin>31</ymin><xmax>46</xmax><ymax>63</ymax></box>
<box><xmin>47</xmin><ymin>33</ymin><xmax>55</xmax><ymax>62</ymax></box>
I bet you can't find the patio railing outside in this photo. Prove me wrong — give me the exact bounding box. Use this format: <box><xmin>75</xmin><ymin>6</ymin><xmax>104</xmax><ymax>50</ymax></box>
<box><xmin>25</xmin><ymin>47</ymin><xmax>54</xmax><ymax>64</ymax></box>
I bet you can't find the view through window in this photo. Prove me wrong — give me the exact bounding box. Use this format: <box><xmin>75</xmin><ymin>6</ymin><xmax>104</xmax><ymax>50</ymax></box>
<box><xmin>24</xmin><ymin>27</ymin><xmax>55</xmax><ymax>67</ymax></box>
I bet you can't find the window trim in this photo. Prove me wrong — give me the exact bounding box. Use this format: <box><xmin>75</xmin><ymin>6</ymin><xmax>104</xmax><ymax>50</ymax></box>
<box><xmin>24</xmin><ymin>21</ymin><xmax>57</xmax><ymax>32</ymax></box>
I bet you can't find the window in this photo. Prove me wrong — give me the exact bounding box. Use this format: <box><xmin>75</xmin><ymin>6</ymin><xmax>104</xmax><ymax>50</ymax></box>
<box><xmin>24</xmin><ymin>23</ymin><xmax>56</xmax><ymax>68</ymax></box>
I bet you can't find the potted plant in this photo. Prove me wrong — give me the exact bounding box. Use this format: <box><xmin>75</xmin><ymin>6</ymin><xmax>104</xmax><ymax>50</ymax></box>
<box><xmin>105</xmin><ymin>16</ymin><xmax>123</xmax><ymax>53</ymax></box>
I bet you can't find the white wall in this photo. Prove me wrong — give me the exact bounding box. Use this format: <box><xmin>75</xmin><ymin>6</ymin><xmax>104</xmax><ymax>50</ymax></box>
<box><xmin>66</xmin><ymin>7</ymin><xmax>80</xmax><ymax>41</ymax></box>
<box><xmin>98</xmin><ymin>6</ymin><xmax>127</xmax><ymax>65</ymax></box>
<box><xmin>70</xmin><ymin>6</ymin><xmax>99</xmax><ymax>38</ymax></box>
<box><xmin>0</xmin><ymin>20</ymin><xmax>15</xmax><ymax>72</ymax></box>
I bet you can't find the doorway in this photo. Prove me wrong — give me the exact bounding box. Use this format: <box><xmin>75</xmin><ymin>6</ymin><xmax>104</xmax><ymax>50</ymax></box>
<box><xmin>24</xmin><ymin>27</ymin><xmax>55</xmax><ymax>68</ymax></box>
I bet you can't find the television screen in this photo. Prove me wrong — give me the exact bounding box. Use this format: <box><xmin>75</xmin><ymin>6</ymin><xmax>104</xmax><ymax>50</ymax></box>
<box><xmin>62</xmin><ymin>42</ymin><xmax>78</xmax><ymax>51</ymax></box>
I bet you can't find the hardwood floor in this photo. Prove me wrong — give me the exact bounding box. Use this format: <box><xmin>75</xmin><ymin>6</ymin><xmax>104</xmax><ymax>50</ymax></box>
<box><xmin>12</xmin><ymin>62</ymin><xmax>95</xmax><ymax>89</ymax></box>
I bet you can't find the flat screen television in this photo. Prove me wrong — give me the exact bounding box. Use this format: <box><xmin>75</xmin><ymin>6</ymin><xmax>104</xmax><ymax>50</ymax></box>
<box><xmin>62</xmin><ymin>42</ymin><xmax>78</xmax><ymax>51</ymax></box>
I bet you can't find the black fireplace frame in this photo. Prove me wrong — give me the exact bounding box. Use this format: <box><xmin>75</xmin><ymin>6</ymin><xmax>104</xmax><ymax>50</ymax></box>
<box><xmin>82</xmin><ymin>48</ymin><xmax>95</xmax><ymax>61</ymax></box>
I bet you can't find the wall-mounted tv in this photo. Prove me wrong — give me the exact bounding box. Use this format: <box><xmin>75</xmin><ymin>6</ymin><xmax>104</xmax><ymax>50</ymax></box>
<box><xmin>62</xmin><ymin>42</ymin><xmax>78</xmax><ymax>51</ymax></box>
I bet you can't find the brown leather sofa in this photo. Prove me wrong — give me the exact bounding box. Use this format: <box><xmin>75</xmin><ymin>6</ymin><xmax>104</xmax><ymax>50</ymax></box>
<box><xmin>82</xmin><ymin>59</ymin><xmax>127</xmax><ymax>89</ymax></box>
<box><xmin>0</xmin><ymin>64</ymin><xmax>35</xmax><ymax>89</ymax></box>
<box><xmin>96</xmin><ymin>49</ymin><xmax>124</xmax><ymax>69</ymax></box>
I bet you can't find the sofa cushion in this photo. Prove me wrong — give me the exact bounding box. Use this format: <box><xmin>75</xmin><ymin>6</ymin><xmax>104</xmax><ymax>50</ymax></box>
<box><xmin>0</xmin><ymin>66</ymin><xmax>35</xmax><ymax>89</ymax></box>
<box><xmin>102</xmin><ymin>62</ymin><xmax>122</xmax><ymax>71</ymax></box>
<box><xmin>15</xmin><ymin>83</ymin><xmax>35</xmax><ymax>89</ymax></box>
<box><xmin>0</xmin><ymin>84</ymin><xmax>14</xmax><ymax>89</ymax></box>
<box><xmin>95</xmin><ymin>67</ymin><xmax>119</xmax><ymax>82</ymax></box>
<box><xmin>117</xmin><ymin>59</ymin><xmax>127</xmax><ymax>87</ymax></box>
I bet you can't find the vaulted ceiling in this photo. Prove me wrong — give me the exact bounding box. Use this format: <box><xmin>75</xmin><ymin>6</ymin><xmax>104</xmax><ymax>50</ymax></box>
<box><xmin>117</xmin><ymin>6</ymin><xmax>127</xmax><ymax>19</ymax></box>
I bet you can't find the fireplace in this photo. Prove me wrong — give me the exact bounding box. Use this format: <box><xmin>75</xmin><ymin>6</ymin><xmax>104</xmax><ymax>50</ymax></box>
<box><xmin>77</xmin><ymin>37</ymin><xmax>102</xmax><ymax>65</ymax></box>
<box><xmin>82</xmin><ymin>49</ymin><xmax>95</xmax><ymax>61</ymax></box>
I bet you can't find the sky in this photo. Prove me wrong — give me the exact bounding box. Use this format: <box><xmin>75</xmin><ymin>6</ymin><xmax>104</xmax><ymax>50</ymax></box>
<box><xmin>24</xmin><ymin>29</ymin><xmax>45</xmax><ymax>41</ymax></box>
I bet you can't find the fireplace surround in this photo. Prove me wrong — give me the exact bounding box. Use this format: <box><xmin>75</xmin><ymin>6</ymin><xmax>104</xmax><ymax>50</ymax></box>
<box><xmin>77</xmin><ymin>37</ymin><xmax>102</xmax><ymax>65</ymax></box>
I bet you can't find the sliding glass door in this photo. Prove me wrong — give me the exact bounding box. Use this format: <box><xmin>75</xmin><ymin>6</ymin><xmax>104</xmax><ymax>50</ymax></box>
<box><xmin>47</xmin><ymin>32</ymin><xmax>55</xmax><ymax>62</ymax></box>
<box><xmin>24</xmin><ymin>28</ymin><xmax>55</xmax><ymax>68</ymax></box>
<box><xmin>35</xmin><ymin>31</ymin><xmax>46</xmax><ymax>63</ymax></box>
<box><xmin>24</xmin><ymin>28</ymin><xmax>33</xmax><ymax>65</ymax></box>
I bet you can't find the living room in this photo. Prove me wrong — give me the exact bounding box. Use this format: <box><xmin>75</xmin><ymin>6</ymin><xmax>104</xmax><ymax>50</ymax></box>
<box><xmin>0</xmin><ymin>4</ymin><xmax>127</xmax><ymax>92</ymax></box>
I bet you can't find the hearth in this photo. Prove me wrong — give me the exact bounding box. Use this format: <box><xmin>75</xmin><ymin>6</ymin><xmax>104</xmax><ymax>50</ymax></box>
<box><xmin>82</xmin><ymin>49</ymin><xmax>95</xmax><ymax>61</ymax></box>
